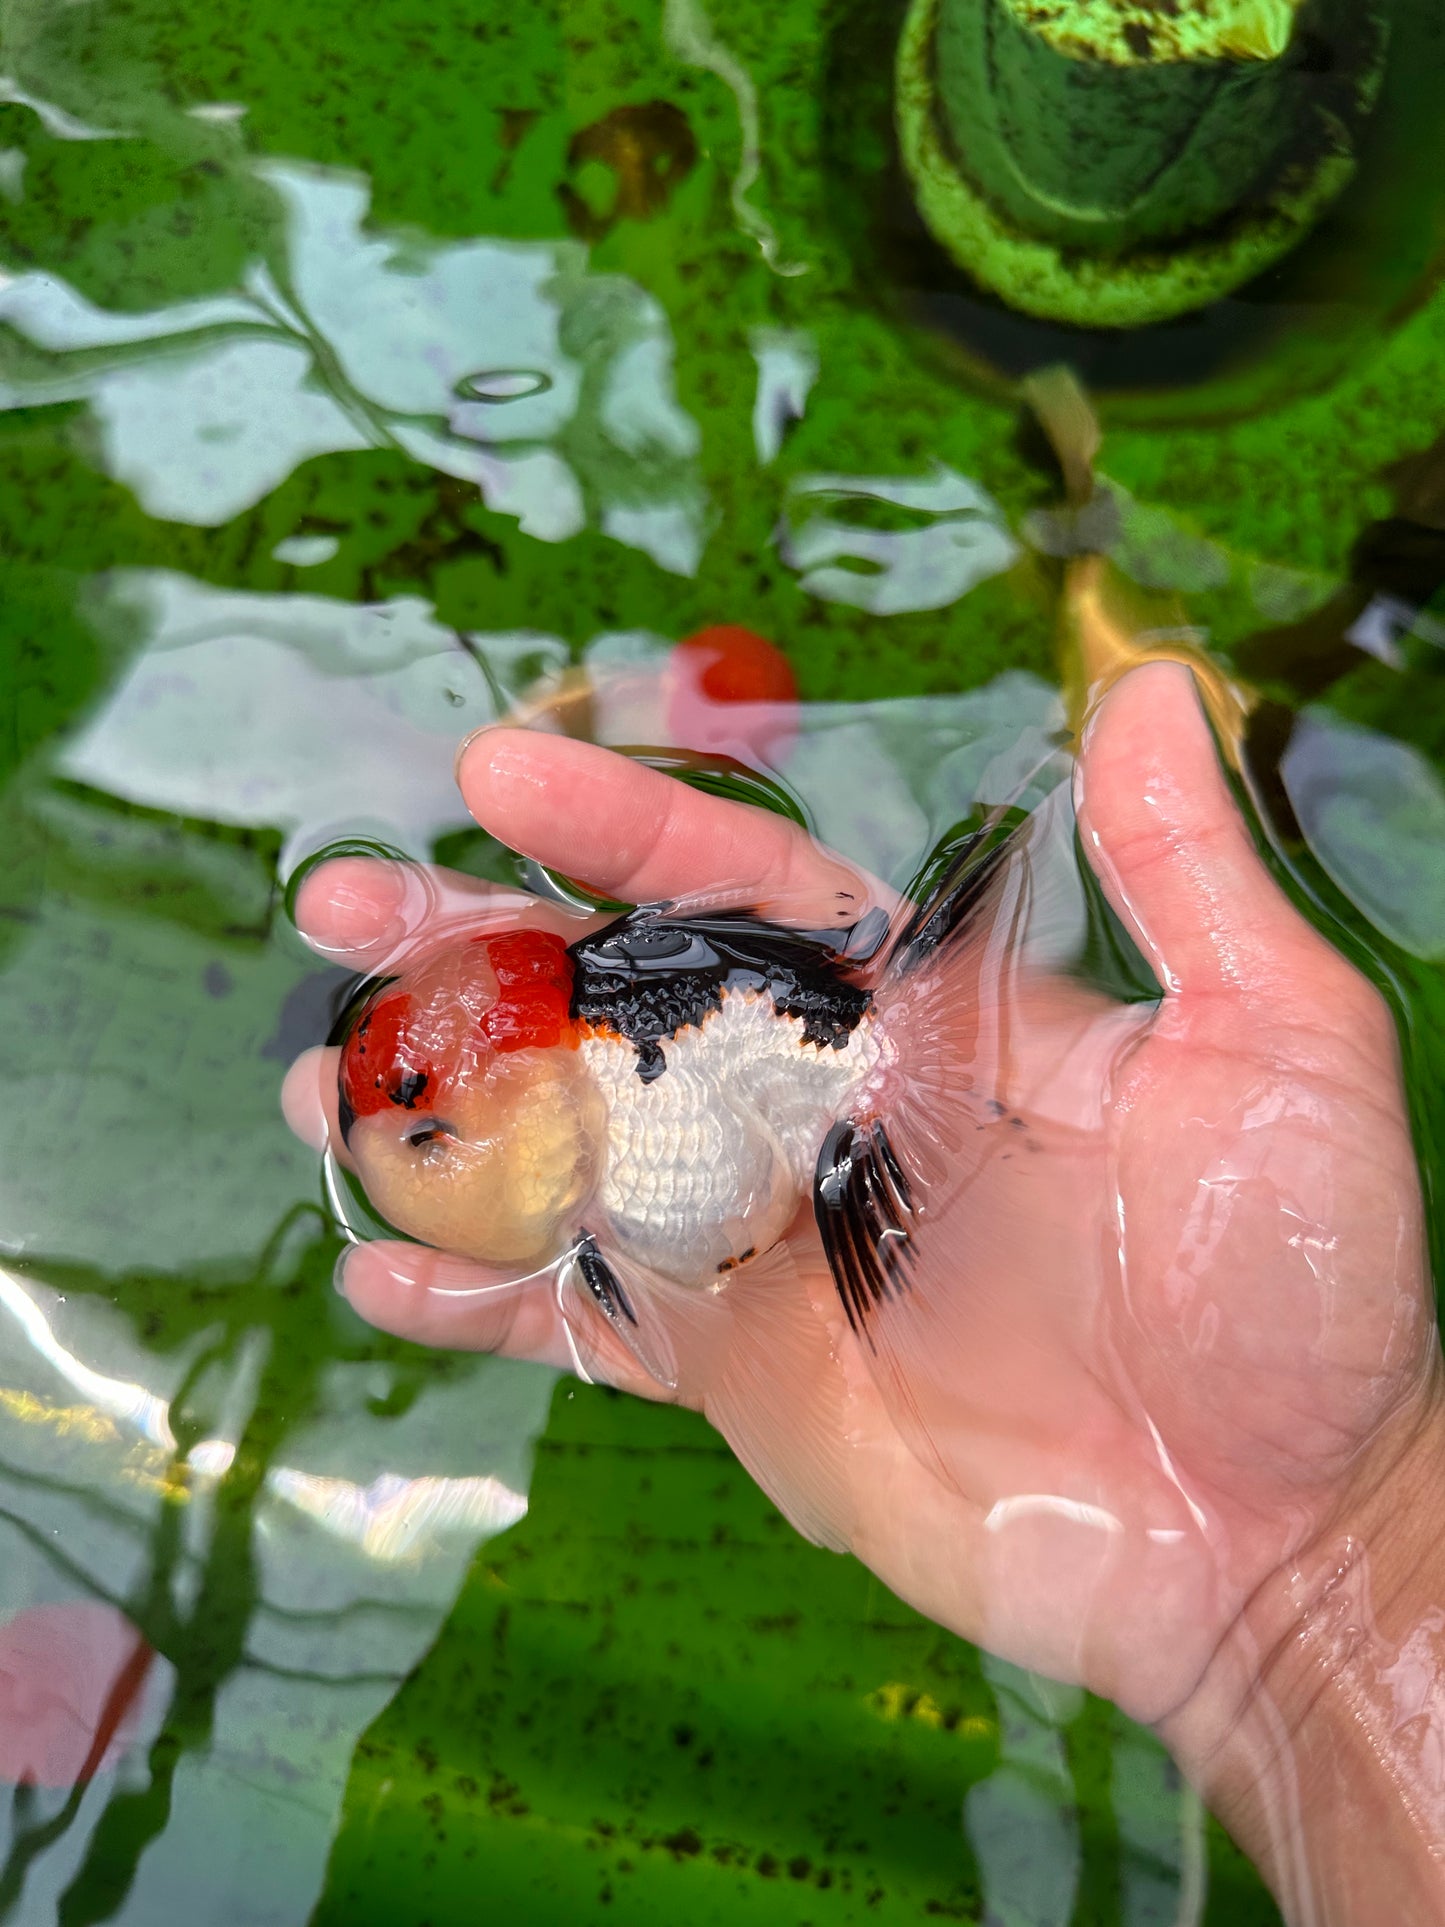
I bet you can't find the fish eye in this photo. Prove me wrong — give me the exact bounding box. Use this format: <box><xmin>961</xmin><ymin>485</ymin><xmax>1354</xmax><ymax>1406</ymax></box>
<box><xmin>405</xmin><ymin>1119</ymin><xmax>454</xmax><ymax>1152</ymax></box>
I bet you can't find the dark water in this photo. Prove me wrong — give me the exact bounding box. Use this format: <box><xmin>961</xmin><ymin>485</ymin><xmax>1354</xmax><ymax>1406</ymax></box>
<box><xmin>1</xmin><ymin>0</ymin><xmax>1443</xmax><ymax>1919</ymax></box>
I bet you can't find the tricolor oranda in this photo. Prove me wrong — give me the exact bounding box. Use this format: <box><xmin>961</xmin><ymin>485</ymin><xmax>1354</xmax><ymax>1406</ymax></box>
<box><xmin>332</xmin><ymin>823</ymin><xmax>1021</xmax><ymax>1402</ymax></box>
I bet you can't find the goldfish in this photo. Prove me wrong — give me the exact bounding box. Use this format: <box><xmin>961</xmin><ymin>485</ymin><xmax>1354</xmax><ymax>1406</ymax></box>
<box><xmin>511</xmin><ymin>622</ymin><xmax>799</xmax><ymax>769</ymax></box>
<box><xmin>333</xmin><ymin>823</ymin><xmax>1019</xmax><ymax>1384</ymax></box>
<box><xmin>0</xmin><ymin>1601</ymin><xmax>152</xmax><ymax>1789</ymax></box>
<box><xmin>1024</xmin><ymin>365</ymin><xmax>1253</xmax><ymax>763</ymax></box>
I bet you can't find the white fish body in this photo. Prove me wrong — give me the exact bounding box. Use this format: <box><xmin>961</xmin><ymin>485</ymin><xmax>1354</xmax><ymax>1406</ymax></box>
<box><xmin>579</xmin><ymin>989</ymin><xmax>886</xmax><ymax>1287</ymax></box>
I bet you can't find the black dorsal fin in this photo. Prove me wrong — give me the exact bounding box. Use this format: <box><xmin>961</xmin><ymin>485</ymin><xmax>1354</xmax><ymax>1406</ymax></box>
<box><xmin>885</xmin><ymin>812</ymin><xmax>1025</xmax><ymax>980</ymax></box>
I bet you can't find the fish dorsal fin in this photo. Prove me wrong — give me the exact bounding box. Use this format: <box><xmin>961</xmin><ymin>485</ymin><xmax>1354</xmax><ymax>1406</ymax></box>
<box><xmin>882</xmin><ymin>810</ymin><xmax>1025</xmax><ymax>982</ymax></box>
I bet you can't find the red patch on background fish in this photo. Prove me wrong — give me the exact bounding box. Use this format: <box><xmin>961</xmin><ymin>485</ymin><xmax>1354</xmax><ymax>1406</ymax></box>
<box><xmin>0</xmin><ymin>1601</ymin><xmax>153</xmax><ymax>1788</ymax></box>
<box><xmin>665</xmin><ymin>625</ymin><xmax>799</xmax><ymax>765</ymax></box>
<box><xmin>341</xmin><ymin>929</ymin><xmax>576</xmax><ymax>1120</ymax></box>
<box><xmin>674</xmin><ymin>626</ymin><xmax>798</xmax><ymax>707</ymax></box>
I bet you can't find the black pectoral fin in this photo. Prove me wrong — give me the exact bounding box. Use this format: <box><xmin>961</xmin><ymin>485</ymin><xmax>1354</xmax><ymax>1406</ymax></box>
<box><xmin>814</xmin><ymin>1118</ymin><xmax>917</xmax><ymax>1342</ymax></box>
<box><xmin>562</xmin><ymin>1232</ymin><xmax>682</xmax><ymax>1393</ymax></box>
<box><xmin>575</xmin><ymin>1231</ymin><xmax>638</xmax><ymax>1328</ymax></box>
<box><xmin>814</xmin><ymin>1116</ymin><xmax>965</xmax><ymax>1493</ymax></box>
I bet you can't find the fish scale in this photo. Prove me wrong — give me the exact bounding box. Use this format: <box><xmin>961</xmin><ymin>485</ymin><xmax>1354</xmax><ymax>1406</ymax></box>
<box><xmin>579</xmin><ymin>989</ymin><xmax>884</xmax><ymax>1286</ymax></box>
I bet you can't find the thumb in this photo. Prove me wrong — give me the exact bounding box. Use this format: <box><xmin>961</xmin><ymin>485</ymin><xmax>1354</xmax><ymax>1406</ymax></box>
<box><xmin>1075</xmin><ymin>661</ymin><xmax>1328</xmax><ymax>1004</ymax></box>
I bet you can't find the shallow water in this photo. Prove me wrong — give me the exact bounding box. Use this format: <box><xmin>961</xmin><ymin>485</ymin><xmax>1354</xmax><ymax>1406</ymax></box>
<box><xmin>1</xmin><ymin>0</ymin><xmax>1444</xmax><ymax>1919</ymax></box>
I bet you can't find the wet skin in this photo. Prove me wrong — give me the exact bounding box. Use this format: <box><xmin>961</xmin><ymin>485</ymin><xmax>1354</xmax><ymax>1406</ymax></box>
<box><xmin>284</xmin><ymin>663</ymin><xmax>1445</xmax><ymax>1923</ymax></box>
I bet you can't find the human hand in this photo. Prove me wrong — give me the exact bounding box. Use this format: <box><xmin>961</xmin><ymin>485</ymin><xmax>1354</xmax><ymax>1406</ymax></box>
<box><xmin>284</xmin><ymin>662</ymin><xmax>1443</xmax><ymax>1917</ymax></box>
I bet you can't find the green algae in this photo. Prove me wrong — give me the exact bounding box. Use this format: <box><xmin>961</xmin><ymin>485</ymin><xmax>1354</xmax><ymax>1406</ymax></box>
<box><xmin>313</xmin><ymin>1381</ymin><xmax>1282</xmax><ymax>1927</ymax></box>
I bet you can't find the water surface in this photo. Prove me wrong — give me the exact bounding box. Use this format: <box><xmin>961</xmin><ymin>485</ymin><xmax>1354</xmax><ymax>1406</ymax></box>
<box><xmin>2</xmin><ymin>0</ymin><xmax>1444</xmax><ymax>1920</ymax></box>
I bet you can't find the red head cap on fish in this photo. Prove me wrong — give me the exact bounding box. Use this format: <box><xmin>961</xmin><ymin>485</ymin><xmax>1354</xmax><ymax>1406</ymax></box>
<box><xmin>338</xmin><ymin>929</ymin><xmax>601</xmax><ymax>1267</ymax></box>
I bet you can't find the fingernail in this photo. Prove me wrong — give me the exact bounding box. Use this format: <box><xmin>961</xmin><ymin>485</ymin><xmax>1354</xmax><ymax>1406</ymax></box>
<box><xmin>285</xmin><ymin>838</ymin><xmax>412</xmax><ymax>933</ymax></box>
<box><xmin>331</xmin><ymin>858</ymin><xmax>407</xmax><ymax>919</ymax></box>
<box><xmin>332</xmin><ymin>1247</ymin><xmax>355</xmax><ymax>1298</ymax></box>
<box><xmin>455</xmin><ymin>722</ymin><xmax>503</xmax><ymax>784</ymax></box>
<box><xmin>459</xmin><ymin>732</ymin><xmax>553</xmax><ymax>815</ymax></box>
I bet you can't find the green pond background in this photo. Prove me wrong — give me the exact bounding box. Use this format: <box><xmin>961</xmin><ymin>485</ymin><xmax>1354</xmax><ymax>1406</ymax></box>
<box><xmin>1</xmin><ymin>0</ymin><xmax>1444</xmax><ymax>1919</ymax></box>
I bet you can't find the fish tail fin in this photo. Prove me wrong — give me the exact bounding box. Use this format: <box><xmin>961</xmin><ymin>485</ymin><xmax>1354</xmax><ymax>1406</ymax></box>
<box><xmin>876</xmin><ymin>807</ymin><xmax>1028</xmax><ymax>988</ymax></box>
<box><xmin>853</xmin><ymin>801</ymin><xmax>1035</xmax><ymax>1213</ymax></box>
<box><xmin>814</xmin><ymin>811</ymin><xmax>1040</xmax><ymax>1484</ymax></box>
<box><xmin>694</xmin><ymin>1247</ymin><xmax>859</xmax><ymax>1554</ymax></box>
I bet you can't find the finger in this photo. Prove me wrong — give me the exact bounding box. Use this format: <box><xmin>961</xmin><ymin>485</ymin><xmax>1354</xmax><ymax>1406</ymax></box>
<box><xmin>336</xmin><ymin>1241</ymin><xmax>669</xmax><ymax>1398</ymax></box>
<box><xmin>292</xmin><ymin>853</ymin><xmax>578</xmax><ymax>970</ymax></box>
<box><xmin>458</xmin><ymin>728</ymin><xmax>877</xmax><ymax>925</ymax></box>
<box><xmin>1075</xmin><ymin>661</ymin><xmax>1344</xmax><ymax>1005</ymax></box>
<box><xmin>281</xmin><ymin>1045</ymin><xmax>340</xmax><ymax>1155</ymax></box>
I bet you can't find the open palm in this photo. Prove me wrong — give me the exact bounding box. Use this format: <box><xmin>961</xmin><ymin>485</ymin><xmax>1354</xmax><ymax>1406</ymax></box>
<box><xmin>284</xmin><ymin>661</ymin><xmax>1438</xmax><ymax>1733</ymax></box>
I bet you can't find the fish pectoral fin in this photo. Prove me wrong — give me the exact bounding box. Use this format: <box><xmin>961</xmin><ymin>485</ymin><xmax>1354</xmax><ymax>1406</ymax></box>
<box><xmin>812</xmin><ymin>1112</ymin><xmax>968</xmax><ymax>1495</ymax></box>
<box><xmin>813</xmin><ymin>1118</ymin><xmax>917</xmax><ymax>1341</ymax></box>
<box><xmin>560</xmin><ymin>1231</ymin><xmax>687</xmax><ymax>1394</ymax></box>
<box><xmin>575</xmin><ymin>1230</ymin><xmax>640</xmax><ymax>1328</ymax></box>
<box><xmin>562</xmin><ymin>1231</ymin><xmax>861</xmax><ymax>1556</ymax></box>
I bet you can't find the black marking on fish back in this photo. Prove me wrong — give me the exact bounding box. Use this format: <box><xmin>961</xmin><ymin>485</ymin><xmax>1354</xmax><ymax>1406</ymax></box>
<box><xmin>889</xmin><ymin>820</ymin><xmax>1021</xmax><ymax>977</ymax></box>
<box><xmin>576</xmin><ymin>1231</ymin><xmax>637</xmax><ymax>1328</ymax></box>
<box><xmin>814</xmin><ymin>1118</ymin><xmax>916</xmax><ymax>1340</ymax></box>
<box><xmin>567</xmin><ymin>909</ymin><xmax>871</xmax><ymax>1081</ymax></box>
<box><xmin>634</xmin><ymin>1039</ymin><xmax>666</xmax><ymax>1083</ymax></box>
